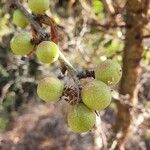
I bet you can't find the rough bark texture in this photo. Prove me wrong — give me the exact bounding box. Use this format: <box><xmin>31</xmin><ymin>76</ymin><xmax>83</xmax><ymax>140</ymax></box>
<box><xmin>115</xmin><ymin>0</ymin><xmax>149</xmax><ymax>149</ymax></box>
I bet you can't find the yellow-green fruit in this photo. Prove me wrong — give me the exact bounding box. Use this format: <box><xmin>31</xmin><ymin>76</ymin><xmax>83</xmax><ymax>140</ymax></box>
<box><xmin>95</xmin><ymin>59</ymin><xmax>122</xmax><ymax>85</ymax></box>
<box><xmin>36</xmin><ymin>41</ymin><xmax>59</xmax><ymax>64</ymax></box>
<box><xmin>37</xmin><ymin>76</ymin><xmax>64</xmax><ymax>102</ymax></box>
<box><xmin>67</xmin><ymin>103</ymin><xmax>96</xmax><ymax>133</ymax></box>
<box><xmin>28</xmin><ymin>0</ymin><xmax>50</xmax><ymax>14</ymax></box>
<box><xmin>13</xmin><ymin>10</ymin><xmax>29</xmax><ymax>28</ymax></box>
<box><xmin>0</xmin><ymin>116</ymin><xmax>9</xmax><ymax>130</ymax></box>
<box><xmin>10</xmin><ymin>32</ymin><xmax>34</xmax><ymax>55</ymax></box>
<box><xmin>81</xmin><ymin>80</ymin><xmax>112</xmax><ymax>111</ymax></box>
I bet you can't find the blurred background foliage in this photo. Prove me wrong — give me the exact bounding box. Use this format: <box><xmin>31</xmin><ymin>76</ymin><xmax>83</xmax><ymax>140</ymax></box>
<box><xmin>0</xmin><ymin>0</ymin><xmax>150</xmax><ymax>149</ymax></box>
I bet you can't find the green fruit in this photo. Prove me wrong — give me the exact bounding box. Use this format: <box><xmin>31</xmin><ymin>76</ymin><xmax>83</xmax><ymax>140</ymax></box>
<box><xmin>36</xmin><ymin>41</ymin><xmax>59</xmax><ymax>64</ymax></box>
<box><xmin>95</xmin><ymin>59</ymin><xmax>122</xmax><ymax>85</ymax></box>
<box><xmin>105</xmin><ymin>40</ymin><xmax>124</xmax><ymax>57</ymax></box>
<box><xmin>67</xmin><ymin>103</ymin><xmax>96</xmax><ymax>133</ymax></box>
<box><xmin>10</xmin><ymin>32</ymin><xmax>34</xmax><ymax>55</ymax></box>
<box><xmin>13</xmin><ymin>9</ymin><xmax>29</xmax><ymax>28</ymax></box>
<box><xmin>0</xmin><ymin>116</ymin><xmax>9</xmax><ymax>130</ymax></box>
<box><xmin>81</xmin><ymin>80</ymin><xmax>112</xmax><ymax>111</ymax></box>
<box><xmin>37</xmin><ymin>76</ymin><xmax>64</xmax><ymax>102</ymax></box>
<box><xmin>28</xmin><ymin>0</ymin><xmax>50</xmax><ymax>14</ymax></box>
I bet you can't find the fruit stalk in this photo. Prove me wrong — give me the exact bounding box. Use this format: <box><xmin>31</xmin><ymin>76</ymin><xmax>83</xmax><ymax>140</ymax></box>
<box><xmin>59</xmin><ymin>50</ymin><xmax>81</xmax><ymax>102</ymax></box>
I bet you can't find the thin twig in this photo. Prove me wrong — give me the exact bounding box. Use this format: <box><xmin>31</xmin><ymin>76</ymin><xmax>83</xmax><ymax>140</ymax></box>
<box><xmin>12</xmin><ymin>0</ymin><xmax>48</xmax><ymax>40</ymax></box>
<box><xmin>113</xmin><ymin>96</ymin><xmax>150</xmax><ymax>114</ymax></box>
<box><xmin>87</xmin><ymin>19</ymin><xmax>127</xmax><ymax>29</ymax></box>
<box><xmin>103</xmin><ymin>0</ymin><xmax>115</xmax><ymax>15</ymax></box>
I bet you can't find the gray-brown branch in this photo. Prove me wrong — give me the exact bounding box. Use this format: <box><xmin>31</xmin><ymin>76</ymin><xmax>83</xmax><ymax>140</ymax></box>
<box><xmin>12</xmin><ymin>0</ymin><xmax>48</xmax><ymax>39</ymax></box>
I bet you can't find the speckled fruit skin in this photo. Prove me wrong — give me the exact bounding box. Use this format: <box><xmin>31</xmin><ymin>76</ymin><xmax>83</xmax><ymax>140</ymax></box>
<box><xmin>81</xmin><ymin>80</ymin><xmax>112</xmax><ymax>111</ymax></box>
<box><xmin>10</xmin><ymin>32</ymin><xmax>34</xmax><ymax>55</ymax></box>
<box><xmin>37</xmin><ymin>76</ymin><xmax>64</xmax><ymax>102</ymax></box>
<box><xmin>13</xmin><ymin>10</ymin><xmax>29</xmax><ymax>28</ymax></box>
<box><xmin>95</xmin><ymin>59</ymin><xmax>122</xmax><ymax>85</ymax></box>
<box><xmin>36</xmin><ymin>41</ymin><xmax>59</xmax><ymax>64</ymax></box>
<box><xmin>28</xmin><ymin>0</ymin><xmax>50</xmax><ymax>14</ymax></box>
<box><xmin>67</xmin><ymin>103</ymin><xmax>96</xmax><ymax>133</ymax></box>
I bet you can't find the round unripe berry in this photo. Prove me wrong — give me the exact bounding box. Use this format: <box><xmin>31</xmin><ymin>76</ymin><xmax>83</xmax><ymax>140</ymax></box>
<box><xmin>13</xmin><ymin>9</ymin><xmax>29</xmax><ymax>28</ymax></box>
<box><xmin>37</xmin><ymin>76</ymin><xmax>64</xmax><ymax>102</ymax></box>
<box><xmin>28</xmin><ymin>0</ymin><xmax>50</xmax><ymax>14</ymax></box>
<box><xmin>10</xmin><ymin>32</ymin><xmax>34</xmax><ymax>55</ymax></box>
<box><xmin>95</xmin><ymin>59</ymin><xmax>122</xmax><ymax>85</ymax></box>
<box><xmin>0</xmin><ymin>116</ymin><xmax>9</xmax><ymax>130</ymax></box>
<box><xmin>81</xmin><ymin>80</ymin><xmax>112</xmax><ymax>111</ymax></box>
<box><xmin>36</xmin><ymin>41</ymin><xmax>59</xmax><ymax>64</ymax></box>
<box><xmin>67</xmin><ymin>103</ymin><xmax>96</xmax><ymax>133</ymax></box>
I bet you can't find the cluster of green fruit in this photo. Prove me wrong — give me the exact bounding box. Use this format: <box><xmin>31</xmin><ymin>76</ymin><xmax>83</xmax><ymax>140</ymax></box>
<box><xmin>11</xmin><ymin>0</ymin><xmax>59</xmax><ymax>64</ymax></box>
<box><xmin>36</xmin><ymin>59</ymin><xmax>122</xmax><ymax>133</ymax></box>
<box><xmin>13</xmin><ymin>0</ymin><xmax>50</xmax><ymax>29</ymax></box>
<box><xmin>68</xmin><ymin>59</ymin><xmax>122</xmax><ymax>133</ymax></box>
<box><xmin>10</xmin><ymin>0</ymin><xmax>122</xmax><ymax>133</ymax></box>
<box><xmin>11</xmin><ymin>32</ymin><xmax>59</xmax><ymax>64</ymax></box>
